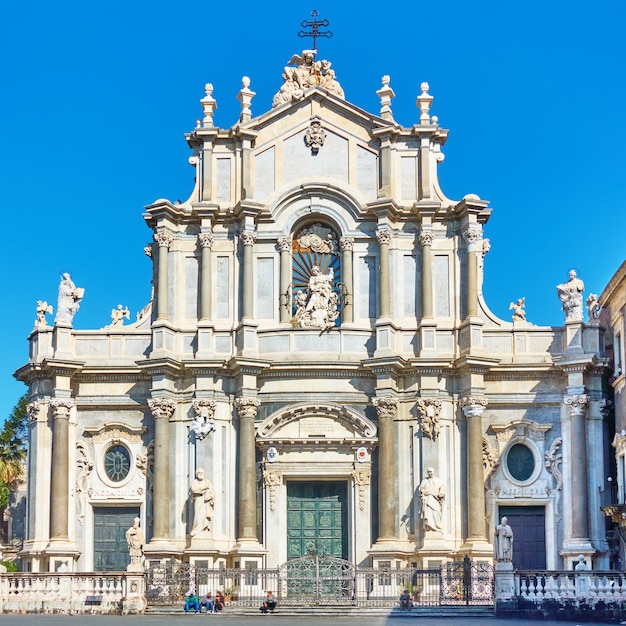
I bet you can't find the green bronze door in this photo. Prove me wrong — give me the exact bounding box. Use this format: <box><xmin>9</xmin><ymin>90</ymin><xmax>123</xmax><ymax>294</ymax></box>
<box><xmin>93</xmin><ymin>506</ymin><xmax>139</xmax><ymax>571</ymax></box>
<box><xmin>287</xmin><ymin>481</ymin><xmax>348</xmax><ymax>559</ymax></box>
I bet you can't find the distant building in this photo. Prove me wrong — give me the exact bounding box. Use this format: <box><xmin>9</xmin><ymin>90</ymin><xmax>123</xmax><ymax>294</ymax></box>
<box><xmin>600</xmin><ymin>260</ymin><xmax>626</xmax><ymax>568</ymax></box>
<box><xmin>15</xmin><ymin>48</ymin><xmax>613</xmax><ymax>574</ymax></box>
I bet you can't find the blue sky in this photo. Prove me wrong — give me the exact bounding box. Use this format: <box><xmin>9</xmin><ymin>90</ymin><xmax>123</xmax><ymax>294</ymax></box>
<box><xmin>1</xmin><ymin>0</ymin><xmax>625</xmax><ymax>421</ymax></box>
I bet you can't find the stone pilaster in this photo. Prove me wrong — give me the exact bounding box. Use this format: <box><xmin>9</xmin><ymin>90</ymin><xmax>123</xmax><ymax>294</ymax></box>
<box><xmin>459</xmin><ymin>396</ymin><xmax>491</xmax><ymax>557</ymax></box>
<box><xmin>462</xmin><ymin>228</ymin><xmax>479</xmax><ymax>319</ymax></box>
<box><xmin>340</xmin><ymin>236</ymin><xmax>354</xmax><ymax>324</ymax></box>
<box><xmin>147</xmin><ymin>398</ymin><xmax>176</xmax><ymax>543</ymax></box>
<box><xmin>240</xmin><ymin>231</ymin><xmax>257</xmax><ymax>320</ymax></box>
<box><xmin>561</xmin><ymin>393</ymin><xmax>594</xmax><ymax>565</ymax></box>
<box><xmin>155</xmin><ymin>231</ymin><xmax>173</xmax><ymax>321</ymax></box>
<box><xmin>277</xmin><ymin>237</ymin><xmax>291</xmax><ymax>324</ymax></box>
<box><xmin>198</xmin><ymin>232</ymin><xmax>214</xmax><ymax>321</ymax></box>
<box><xmin>376</xmin><ymin>229</ymin><xmax>391</xmax><ymax>320</ymax></box>
<box><xmin>235</xmin><ymin>397</ymin><xmax>260</xmax><ymax>542</ymax></box>
<box><xmin>419</xmin><ymin>230</ymin><xmax>434</xmax><ymax>320</ymax></box>
<box><xmin>49</xmin><ymin>399</ymin><xmax>73</xmax><ymax>541</ymax></box>
<box><xmin>373</xmin><ymin>397</ymin><xmax>397</xmax><ymax>540</ymax></box>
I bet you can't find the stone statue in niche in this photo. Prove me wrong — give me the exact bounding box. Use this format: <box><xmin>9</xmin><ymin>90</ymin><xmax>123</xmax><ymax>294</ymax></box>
<box><xmin>55</xmin><ymin>273</ymin><xmax>84</xmax><ymax>326</ymax></box>
<box><xmin>190</xmin><ymin>468</ymin><xmax>216</xmax><ymax>536</ymax></box>
<box><xmin>273</xmin><ymin>50</ymin><xmax>344</xmax><ymax>107</ymax></box>
<box><xmin>494</xmin><ymin>516</ymin><xmax>514</xmax><ymax>562</ymax></box>
<box><xmin>419</xmin><ymin>468</ymin><xmax>445</xmax><ymax>532</ymax></box>
<box><xmin>556</xmin><ymin>269</ymin><xmax>584</xmax><ymax>321</ymax></box>
<box><xmin>293</xmin><ymin>265</ymin><xmax>339</xmax><ymax>330</ymax></box>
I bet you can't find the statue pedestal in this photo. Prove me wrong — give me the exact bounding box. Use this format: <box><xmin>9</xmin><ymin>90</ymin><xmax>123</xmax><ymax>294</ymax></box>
<box><xmin>494</xmin><ymin>561</ymin><xmax>514</xmax><ymax>600</ymax></box>
<box><xmin>122</xmin><ymin>573</ymin><xmax>146</xmax><ymax>614</ymax></box>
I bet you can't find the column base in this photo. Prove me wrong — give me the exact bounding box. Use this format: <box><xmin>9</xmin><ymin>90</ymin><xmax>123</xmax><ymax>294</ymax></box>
<box><xmin>196</xmin><ymin>321</ymin><xmax>214</xmax><ymax>359</ymax></box>
<box><xmin>235</xmin><ymin>320</ymin><xmax>259</xmax><ymax>357</ymax></box>
<box><xmin>143</xmin><ymin>539</ymin><xmax>180</xmax><ymax>561</ymax></box>
<box><xmin>458</xmin><ymin>538</ymin><xmax>494</xmax><ymax>561</ymax></box>
<box><xmin>230</xmin><ymin>539</ymin><xmax>266</xmax><ymax>563</ymax></box>
<box><xmin>368</xmin><ymin>539</ymin><xmax>415</xmax><ymax>565</ymax></box>
<box><xmin>560</xmin><ymin>539</ymin><xmax>595</xmax><ymax>569</ymax></box>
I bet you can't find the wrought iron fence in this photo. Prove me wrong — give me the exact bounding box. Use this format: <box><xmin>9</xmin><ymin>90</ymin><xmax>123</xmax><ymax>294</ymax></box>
<box><xmin>146</xmin><ymin>558</ymin><xmax>494</xmax><ymax>608</ymax></box>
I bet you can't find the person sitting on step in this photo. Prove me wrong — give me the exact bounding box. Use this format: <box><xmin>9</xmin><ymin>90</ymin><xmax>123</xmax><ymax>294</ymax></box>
<box><xmin>260</xmin><ymin>590</ymin><xmax>277</xmax><ymax>613</ymax></box>
<box><xmin>184</xmin><ymin>591</ymin><xmax>199</xmax><ymax>613</ymax></box>
<box><xmin>399</xmin><ymin>589</ymin><xmax>413</xmax><ymax>610</ymax></box>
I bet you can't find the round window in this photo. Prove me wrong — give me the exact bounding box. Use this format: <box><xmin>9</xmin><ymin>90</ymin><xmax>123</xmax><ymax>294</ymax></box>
<box><xmin>104</xmin><ymin>445</ymin><xmax>131</xmax><ymax>482</ymax></box>
<box><xmin>506</xmin><ymin>443</ymin><xmax>535</xmax><ymax>482</ymax></box>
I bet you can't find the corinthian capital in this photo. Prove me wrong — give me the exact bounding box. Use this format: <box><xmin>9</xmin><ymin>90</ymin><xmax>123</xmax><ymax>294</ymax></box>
<box><xmin>155</xmin><ymin>231</ymin><xmax>173</xmax><ymax>248</ymax></box>
<box><xmin>564</xmin><ymin>394</ymin><xmax>588</xmax><ymax>416</ymax></box>
<box><xmin>198</xmin><ymin>233</ymin><xmax>214</xmax><ymax>248</ymax></box>
<box><xmin>240</xmin><ymin>231</ymin><xmax>257</xmax><ymax>246</ymax></box>
<box><xmin>373</xmin><ymin>397</ymin><xmax>398</xmax><ymax>420</ymax></box>
<box><xmin>277</xmin><ymin>236</ymin><xmax>291</xmax><ymax>252</ymax></box>
<box><xmin>376</xmin><ymin>229</ymin><xmax>392</xmax><ymax>246</ymax></box>
<box><xmin>340</xmin><ymin>236</ymin><xmax>354</xmax><ymax>252</ymax></box>
<box><xmin>419</xmin><ymin>231</ymin><xmax>434</xmax><ymax>247</ymax></box>
<box><xmin>462</xmin><ymin>227</ymin><xmax>480</xmax><ymax>245</ymax></box>
<box><xmin>460</xmin><ymin>396</ymin><xmax>488</xmax><ymax>418</ymax></box>
<box><xmin>51</xmin><ymin>399</ymin><xmax>73</xmax><ymax>418</ymax></box>
<box><xmin>236</xmin><ymin>397</ymin><xmax>260</xmax><ymax>419</ymax></box>
<box><xmin>148</xmin><ymin>397</ymin><xmax>176</xmax><ymax>420</ymax></box>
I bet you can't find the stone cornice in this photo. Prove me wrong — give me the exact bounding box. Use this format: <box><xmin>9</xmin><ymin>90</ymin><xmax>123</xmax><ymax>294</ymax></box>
<box><xmin>452</xmin><ymin>355</ymin><xmax>500</xmax><ymax>374</ymax></box>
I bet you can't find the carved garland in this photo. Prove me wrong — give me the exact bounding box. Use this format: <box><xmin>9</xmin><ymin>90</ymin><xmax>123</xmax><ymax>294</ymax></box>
<box><xmin>544</xmin><ymin>437</ymin><xmax>563</xmax><ymax>490</ymax></box>
<box><xmin>263</xmin><ymin>469</ymin><xmax>282</xmax><ymax>512</ymax></box>
<box><xmin>415</xmin><ymin>398</ymin><xmax>442</xmax><ymax>440</ymax></box>
<box><xmin>352</xmin><ymin>469</ymin><xmax>370</xmax><ymax>512</ymax></box>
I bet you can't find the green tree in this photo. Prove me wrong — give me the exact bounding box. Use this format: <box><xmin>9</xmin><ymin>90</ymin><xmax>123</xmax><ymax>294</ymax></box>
<box><xmin>0</xmin><ymin>395</ymin><xmax>28</xmax><ymax>509</ymax></box>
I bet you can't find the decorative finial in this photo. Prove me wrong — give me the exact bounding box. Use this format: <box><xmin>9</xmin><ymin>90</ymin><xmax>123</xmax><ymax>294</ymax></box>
<box><xmin>417</xmin><ymin>81</ymin><xmax>433</xmax><ymax>125</ymax></box>
<box><xmin>376</xmin><ymin>75</ymin><xmax>395</xmax><ymax>122</ymax></box>
<box><xmin>298</xmin><ymin>10</ymin><xmax>332</xmax><ymax>50</ymax></box>
<box><xmin>237</xmin><ymin>76</ymin><xmax>255</xmax><ymax>123</ymax></box>
<box><xmin>200</xmin><ymin>83</ymin><xmax>217</xmax><ymax>128</ymax></box>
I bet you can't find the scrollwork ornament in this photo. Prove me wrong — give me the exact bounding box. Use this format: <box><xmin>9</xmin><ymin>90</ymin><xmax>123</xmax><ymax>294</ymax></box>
<box><xmin>235</xmin><ymin>397</ymin><xmax>260</xmax><ymax>419</ymax></box>
<box><xmin>460</xmin><ymin>396</ymin><xmax>488</xmax><ymax>418</ymax></box>
<box><xmin>483</xmin><ymin>438</ymin><xmax>499</xmax><ymax>480</ymax></box>
<box><xmin>482</xmin><ymin>239</ymin><xmax>491</xmax><ymax>255</ymax></box>
<box><xmin>600</xmin><ymin>398</ymin><xmax>614</xmax><ymax>419</ymax></box>
<box><xmin>304</xmin><ymin>116</ymin><xmax>326</xmax><ymax>154</ymax></box>
<box><xmin>191</xmin><ymin>399</ymin><xmax>217</xmax><ymax>441</ymax></box>
<box><xmin>198</xmin><ymin>233</ymin><xmax>214</xmax><ymax>249</ymax></box>
<box><xmin>376</xmin><ymin>229</ymin><xmax>392</xmax><ymax>245</ymax></box>
<box><xmin>240</xmin><ymin>231</ymin><xmax>257</xmax><ymax>246</ymax></box>
<box><xmin>563</xmin><ymin>394</ymin><xmax>588</xmax><ymax>416</ymax></box>
<box><xmin>352</xmin><ymin>469</ymin><xmax>371</xmax><ymax>511</ymax></box>
<box><xmin>545</xmin><ymin>437</ymin><xmax>563</xmax><ymax>490</ymax></box>
<box><xmin>154</xmin><ymin>231</ymin><xmax>173</xmax><ymax>248</ymax></box>
<box><xmin>148</xmin><ymin>397</ymin><xmax>176</xmax><ymax>420</ymax></box>
<box><xmin>373</xmin><ymin>397</ymin><xmax>398</xmax><ymax>420</ymax></box>
<box><xmin>419</xmin><ymin>231</ymin><xmax>434</xmax><ymax>247</ymax></box>
<box><xmin>277</xmin><ymin>236</ymin><xmax>291</xmax><ymax>252</ymax></box>
<box><xmin>27</xmin><ymin>401</ymin><xmax>42</xmax><ymax>423</ymax></box>
<box><xmin>51</xmin><ymin>399</ymin><xmax>73</xmax><ymax>418</ymax></box>
<box><xmin>416</xmin><ymin>398</ymin><xmax>442</xmax><ymax>440</ymax></box>
<box><xmin>339</xmin><ymin>236</ymin><xmax>354</xmax><ymax>252</ymax></box>
<box><xmin>144</xmin><ymin>243</ymin><xmax>153</xmax><ymax>258</ymax></box>
<box><xmin>263</xmin><ymin>469</ymin><xmax>282</xmax><ymax>512</ymax></box>
<box><xmin>462</xmin><ymin>228</ymin><xmax>480</xmax><ymax>245</ymax></box>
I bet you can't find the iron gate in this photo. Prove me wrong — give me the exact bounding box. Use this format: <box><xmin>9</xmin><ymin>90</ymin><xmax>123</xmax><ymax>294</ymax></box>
<box><xmin>279</xmin><ymin>555</ymin><xmax>355</xmax><ymax>605</ymax></box>
<box><xmin>146</xmin><ymin>558</ymin><xmax>494</xmax><ymax>608</ymax></box>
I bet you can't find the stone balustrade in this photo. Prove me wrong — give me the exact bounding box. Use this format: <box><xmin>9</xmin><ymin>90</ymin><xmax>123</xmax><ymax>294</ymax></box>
<box><xmin>0</xmin><ymin>572</ymin><xmax>145</xmax><ymax>614</ymax></box>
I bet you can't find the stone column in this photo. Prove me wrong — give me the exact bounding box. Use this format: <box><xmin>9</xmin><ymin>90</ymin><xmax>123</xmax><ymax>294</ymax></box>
<box><xmin>278</xmin><ymin>237</ymin><xmax>291</xmax><ymax>324</ymax></box>
<box><xmin>235</xmin><ymin>397</ymin><xmax>260</xmax><ymax>541</ymax></box>
<box><xmin>373</xmin><ymin>397</ymin><xmax>398</xmax><ymax>540</ymax></box>
<box><xmin>155</xmin><ymin>231</ymin><xmax>173</xmax><ymax>321</ymax></box>
<box><xmin>340</xmin><ymin>237</ymin><xmax>354</xmax><ymax>324</ymax></box>
<box><xmin>50</xmin><ymin>400</ymin><xmax>73</xmax><ymax>540</ymax></box>
<box><xmin>419</xmin><ymin>231</ymin><xmax>434</xmax><ymax>319</ymax></box>
<box><xmin>199</xmin><ymin>232</ymin><xmax>214</xmax><ymax>321</ymax></box>
<box><xmin>564</xmin><ymin>394</ymin><xmax>590</xmax><ymax>540</ymax></box>
<box><xmin>462</xmin><ymin>228</ymin><xmax>479</xmax><ymax>319</ymax></box>
<box><xmin>460</xmin><ymin>396</ymin><xmax>488</xmax><ymax>542</ymax></box>
<box><xmin>148</xmin><ymin>398</ymin><xmax>176</xmax><ymax>541</ymax></box>
<box><xmin>240</xmin><ymin>231</ymin><xmax>257</xmax><ymax>320</ymax></box>
<box><xmin>377</xmin><ymin>229</ymin><xmax>391</xmax><ymax>319</ymax></box>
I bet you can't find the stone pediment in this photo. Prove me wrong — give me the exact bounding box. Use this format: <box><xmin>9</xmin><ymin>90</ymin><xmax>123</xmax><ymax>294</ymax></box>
<box><xmin>257</xmin><ymin>403</ymin><xmax>377</xmax><ymax>445</ymax></box>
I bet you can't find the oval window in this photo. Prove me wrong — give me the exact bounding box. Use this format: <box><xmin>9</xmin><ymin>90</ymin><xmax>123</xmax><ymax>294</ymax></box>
<box><xmin>506</xmin><ymin>443</ymin><xmax>535</xmax><ymax>482</ymax></box>
<box><xmin>104</xmin><ymin>445</ymin><xmax>131</xmax><ymax>482</ymax></box>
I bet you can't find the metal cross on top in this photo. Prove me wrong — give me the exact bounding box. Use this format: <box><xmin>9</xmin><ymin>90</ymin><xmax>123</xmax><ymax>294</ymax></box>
<box><xmin>298</xmin><ymin>10</ymin><xmax>333</xmax><ymax>50</ymax></box>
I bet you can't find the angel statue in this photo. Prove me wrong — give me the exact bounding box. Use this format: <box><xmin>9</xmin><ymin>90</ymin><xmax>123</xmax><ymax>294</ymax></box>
<box><xmin>509</xmin><ymin>297</ymin><xmax>526</xmax><ymax>322</ymax></box>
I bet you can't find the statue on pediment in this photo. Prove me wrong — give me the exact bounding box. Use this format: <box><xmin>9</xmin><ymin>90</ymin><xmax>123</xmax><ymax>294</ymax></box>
<box><xmin>273</xmin><ymin>50</ymin><xmax>344</xmax><ymax>107</ymax></box>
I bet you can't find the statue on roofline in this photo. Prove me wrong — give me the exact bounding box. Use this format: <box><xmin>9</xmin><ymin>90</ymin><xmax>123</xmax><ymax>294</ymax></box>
<box><xmin>273</xmin><ymin>49</ymin><xmax>344</xmax><ymax>107</ymax></box>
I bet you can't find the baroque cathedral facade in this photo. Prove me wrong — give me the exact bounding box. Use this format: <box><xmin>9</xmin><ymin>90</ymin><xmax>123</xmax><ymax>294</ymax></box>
<box><xmin>16</xmin><ymin>47</ymin><xmax>612</xmax><ymax>574</ymax></box>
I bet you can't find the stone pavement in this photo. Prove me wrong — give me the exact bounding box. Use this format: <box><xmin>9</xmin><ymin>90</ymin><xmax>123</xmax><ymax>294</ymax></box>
<box><xmin>0</xmin><ymin>616</ymin><xmax>618</xmax><ymax>626</ymax></box>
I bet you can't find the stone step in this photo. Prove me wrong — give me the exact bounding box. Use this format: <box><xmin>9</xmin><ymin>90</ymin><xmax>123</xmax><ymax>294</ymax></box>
<box><xmin>146</xmin><ymin>604</ymin><xmax>495</xmax><ymax>618</ymax></box>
